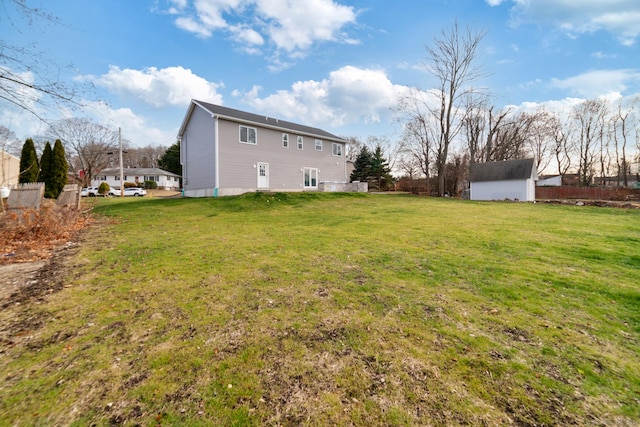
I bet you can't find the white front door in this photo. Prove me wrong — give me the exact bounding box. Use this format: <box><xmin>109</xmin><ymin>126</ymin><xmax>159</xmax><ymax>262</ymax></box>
<box><xmin>257</xmin><ymin>162</ymin><xmax>269</xmax><ymax>189</ymax></box>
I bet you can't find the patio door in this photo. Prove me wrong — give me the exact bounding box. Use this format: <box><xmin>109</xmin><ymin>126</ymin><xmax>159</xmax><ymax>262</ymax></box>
<box><xmin>257</xmin><ymin>162</ymin><xmax>269</xmax><ymax>189</ymax></box>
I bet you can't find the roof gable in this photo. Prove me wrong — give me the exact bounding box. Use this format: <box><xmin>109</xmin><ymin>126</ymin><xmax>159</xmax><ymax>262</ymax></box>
<box><xmin>469</xmin><ymin>158</ymin><xmax>536</xmax><ymax>182</ymax></box>
<box><xmin>181</xmin><ymin>100</ymin><xmax>346</xmax><ymax>143</ymax></box>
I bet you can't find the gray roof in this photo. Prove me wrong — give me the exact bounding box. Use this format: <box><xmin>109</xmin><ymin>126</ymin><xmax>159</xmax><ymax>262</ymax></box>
<box><xmin>469</xmin><ymin>158</ymin><xmax>536</xmax><ymax>182</ymax></box>
<box><xmin>99</xmin><ymin>167</ymin><xmax>181</xmax><ymax>177</ymax></box>
<box><xmin>190</xmin><ymin>100</ymin><xmax>346</xmax><ymax>143</ymax></box>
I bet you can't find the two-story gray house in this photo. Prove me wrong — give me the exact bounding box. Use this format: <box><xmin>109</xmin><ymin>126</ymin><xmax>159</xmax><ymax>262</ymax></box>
<box><xmin>178</xmin><ymin>100</ymin><xmax>349</xmax><ymax>197</ymax></box>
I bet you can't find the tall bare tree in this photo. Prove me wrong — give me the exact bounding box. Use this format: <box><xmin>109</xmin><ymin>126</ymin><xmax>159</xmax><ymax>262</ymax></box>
<box><xmin>611</xmin><ymin>99</ymin><xmax>637</xmax><ymax>187</ymax></box>
<box><xmin>427</xmin><ymin>22</ymin><xmax>487</xmax><ymax>195</ymax></box>
<box><xmin>47</xmin><ymin>118</ymin><xmax>119</xmax><ymax>185</ymax></box>
<box><xmin>525</xmin><ymin>109</ymin><xmax>556</xmax><ymax>175</ymax></box>
<box><xmin>397</xmin><ymin>22</ymin><xmax>486</xmax><ymax>196</ymax></box>
<box><xmin>572</xmin><ymin>99</ymin><xmax>609</xmax><ymax>186</ymax></box>
<box><xmin>549</xmin><ymin>113</ymin><xmax>574</xmax><ymax>177</ymax></box>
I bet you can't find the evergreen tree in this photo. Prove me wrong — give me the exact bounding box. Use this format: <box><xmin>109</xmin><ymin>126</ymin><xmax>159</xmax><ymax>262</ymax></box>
<box><xmin>38</xmin><ymin>141</ymin><xmax>54</xmax><ymax>197</ymax></box>
<box><xmin>51</xmin><ymin>139</ymin><xmax>68</xmax><ymax>198</ymax></box>
<box><xmin>370</xmin><ymin>145</ymin><xmax>394</xmax><ymax>191</ymax></box>
<box><xmin>158</xmin><ymin>141</ymin><xmax>181</xmax><ymax>176</ymax></box>
<box><xmin>19</xmin><ymin>138</ymin><xmax>39</xmax><ymax>183</ymax></box>
<box><xmin>350</xmin><ymin>146</ymin><xmax>374</xmax><ymax>182</ymax></box>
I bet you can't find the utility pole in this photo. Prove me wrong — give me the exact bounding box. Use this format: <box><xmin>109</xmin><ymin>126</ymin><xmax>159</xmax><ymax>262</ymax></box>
<box><xmin>119</xmin><ymin>127</ymin><xmax>124</xmax><ymax>197</ymax></box>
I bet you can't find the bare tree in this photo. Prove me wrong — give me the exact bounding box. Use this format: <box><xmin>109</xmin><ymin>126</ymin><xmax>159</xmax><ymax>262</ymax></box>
<box><xmin>396</xmin><ymin>89</ymin><xmax>439</xmax><ymax>194</ymax></box>
<box><xmin>428</xmin><ymin>22</ymin><xmax>487</xmax><ymax>195</ymax></box>
<box><xmin>611</xmin><ymin>99</ymin><xmax>637</xmax><ymax>187</ymax></box>
<box><xmin>572</xmin><ymin>99</ymin><xmax>609</xmax><ymax>186</ymax></box>
<box><xmin>111</xmin><ymin>144</ymin><xmax>168</xmax><ymax>169</ymax></box>
<box><xmin>342</xmin><ymin>136</ymin><xmax>364</xmax><ymax>162</ymax></box>
<box><xmin>525</xmin><ymin>109</ymin><xmax>556</xmax><ymax>175</ymax></box>
<box><xmin>397</xmin><ymin>22</ymin><xmax>486</xmax><ymax>196</ymax></box>
<box><xmin>0</xmin><ymin>125</ymin><xmax>21</xmax><ymax>157</ymax></box>
<box><xmin>462</xmin><ymin>100</ymin><xmax>513</xmax><ymax>164</ymax></box>
<box><xmin>0</xmin><ymin>0</ymin><xmax>91</xmax><ymax>122</ymax></box>
<box><xmin>366</xmin><ymin>135</ymin><xmax>400</xmax><ymax>177</ymax></box>
<box><xmin>47</xmin><ymin>118</ymin><xmax>119</xmax><ymax>185</ymax></box>
<box><xmin>462</xmin><ymin>95</ymin><xmax>487</xmax><ymax>165</ymax></box>
<box><xmin>549</xmin><ymin>113</ymin><xmax>574</xmax><ymax>177</ymax></box>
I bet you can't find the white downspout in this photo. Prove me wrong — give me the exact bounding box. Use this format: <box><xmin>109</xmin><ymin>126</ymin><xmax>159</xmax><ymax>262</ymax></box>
<box><xmin>213</xmin><ymin>115</ymin><xmax>219</xmax><ymax>197</ymax></box>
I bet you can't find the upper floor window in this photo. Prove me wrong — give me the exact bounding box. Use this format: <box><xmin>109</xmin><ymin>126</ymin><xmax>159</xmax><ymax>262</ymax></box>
<box><xmin>332</xmin><ymin>143</ymin><xmax>343</xmax><ymax>157</ymax></box>
<box><xmin>297</xmin><ymin>136</ymin><xmax>303</xmax><ymax>150</ymax></box>
<box><xmin>282</xmin><ymin>133</ymin><xmax>289</xmax><ymax>148</ymax></box>
<box><xmin>240</xmin><ymin>125</ymin><xmax>257</xmax><ymax>145</ymax></box>
<box><xmin>315</xmin><ymin>139</ymin><xmax>323</xmax><ymax>151</ymax></box>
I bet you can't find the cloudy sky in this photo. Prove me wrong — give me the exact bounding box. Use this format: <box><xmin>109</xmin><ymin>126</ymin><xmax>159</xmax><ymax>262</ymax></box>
<box><xmin>1</xmin><ymin>0</ymin><xmax>639</xmax><ymax>147</ymax></box>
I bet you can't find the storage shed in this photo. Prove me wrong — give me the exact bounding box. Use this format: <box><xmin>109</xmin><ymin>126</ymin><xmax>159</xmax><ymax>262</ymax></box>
<box><xmin>469</xmin><ymin>158</ymin><xmax>537</xmax><ymax>201</ymax></box>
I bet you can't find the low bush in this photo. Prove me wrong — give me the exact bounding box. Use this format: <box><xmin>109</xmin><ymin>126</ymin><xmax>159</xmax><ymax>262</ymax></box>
<box><xmin>143</xmin><ymin>180</ymin><xmax>157</xmax><ymax>189</ymax></box>
<box><xmin>98</xmin><ymin>182</ymin><xmax>110</xmax><ymax>195</ymax></box>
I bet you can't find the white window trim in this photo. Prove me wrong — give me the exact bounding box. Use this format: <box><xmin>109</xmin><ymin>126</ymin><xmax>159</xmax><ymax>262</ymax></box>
<box><xmin>332</xmin><ymin>143</ymin><xmax>343</xmax><ymax>157</ymax></box>
<box><xmin>303</xmin><ymin>167</ymin><xmax>318</xmax><ymax>189</ymax></box>
<box><xmin>297</xmin><ymin>136</ymin><xmax>303</xmax><ymax>150</ymax></box>
<box><xmin>239</xmin><ymin>125</ymin><xmax>257</xmax><ymax>145</ymax></box>
<box><xmin>315</xmin><ymin>139</ymin><xmax>323</xmax><ymax>151</ymax></box>
<box><xmin>282</xmin><ymin>133</ymin><xmax>289</xmax><ymax>148</ymax></box>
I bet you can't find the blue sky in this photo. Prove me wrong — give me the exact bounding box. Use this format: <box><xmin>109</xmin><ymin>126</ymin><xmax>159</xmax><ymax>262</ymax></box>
<box><xmin>2</xmin><ymin>0</ymin><xmax>639</xmax><ymax>148</ymax></box>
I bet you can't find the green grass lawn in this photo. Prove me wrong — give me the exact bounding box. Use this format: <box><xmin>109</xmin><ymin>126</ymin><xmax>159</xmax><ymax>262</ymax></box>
<box><xmin>1</xmin><ymin>193</ymin><xmax>639</xmax><ymax>426</ymax></box>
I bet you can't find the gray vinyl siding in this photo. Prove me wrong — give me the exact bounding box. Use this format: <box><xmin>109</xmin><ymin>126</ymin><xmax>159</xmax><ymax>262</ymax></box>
<box><xmin>217</xmin><ymin>118</ymin><xmax>346</xmax><ymax>192</ymax></box>
<box><xmin>182</xmin><ymin>106</ymin><xmax>217</xmax><ymax>191</ymax></box>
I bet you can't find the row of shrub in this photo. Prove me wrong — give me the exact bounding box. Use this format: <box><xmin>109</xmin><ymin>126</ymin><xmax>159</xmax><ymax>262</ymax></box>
<box><xmin>97</xmin><ymin>181</ymin><xmax>158</xmax><ymax>194</ymax></box>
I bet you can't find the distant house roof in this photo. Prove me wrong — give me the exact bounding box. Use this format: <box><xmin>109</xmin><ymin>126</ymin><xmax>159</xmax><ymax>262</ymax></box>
<box><xmin>179</xmin><ymin>100</ymin><xmax>346</xmax><ymax>143</ymax></box>
<box><xmin>469</xmin><ymin>158</ymin><xmax>536</xmax><ymax>182</ymax></box>
<box><xmin>99</xmin><ymin>167</ymin><xmax>180</xmax><ymax>177</ymax></box>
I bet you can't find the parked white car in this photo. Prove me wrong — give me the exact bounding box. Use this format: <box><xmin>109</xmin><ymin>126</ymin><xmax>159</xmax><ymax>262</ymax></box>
<box><xmin>124</xmin><ymin>187</ymin><xmax>147</xmax><ymax>197</ymax></box>
<box><xmin>80</xmin><ymin>187</ymin><xmax>100</xmax><ymax>197</ymax></box>
<box><xmin>107</xmin><ymin>187</ymin><xmax>147</xmax><ymax>197</ymax></box>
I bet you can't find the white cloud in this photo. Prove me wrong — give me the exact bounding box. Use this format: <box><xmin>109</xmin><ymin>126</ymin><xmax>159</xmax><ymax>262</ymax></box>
<box><xmin>485</xmin><ymin>0</ymin><xmax>506</xmax><ymax>6</ymax></box>
<box><xmin>164</xmin><ymin>0</ymin><xmax>358</xmax><ymax>59</ymax></box>
<box><xmin>86</xmin><ymin>65</ymin><xmax>223</xmax><ymax>108</ymax></box>
<box><xmin>255</xmin><ymin>0</ymin><xmax>357</xmax><ymax>52</ymax></box>
<box><xmin>233</xmin><ymin>65</ymin><xmax>407</xmax><ymax>128</ymax></box>
<box><xmin>550</xmin><ymin>69</ymin><xmax>640</xmax><ymax>98</ymax></box>
<box><xmin>507</xmin><ymin>0</ymin><xmax>640</xmax><ymax>45</ymax></box>
<box><xmin>84</xmin><ymin>101</ymin><xmax>176</xmax><ymax>146</ymax></box>
<box><xmin>175</xmin><ymin>16</ymin><xmax>212</xmax><ymax>37</ymax></box>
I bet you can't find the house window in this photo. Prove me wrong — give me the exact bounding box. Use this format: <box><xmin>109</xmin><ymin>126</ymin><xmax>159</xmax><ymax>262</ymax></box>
<box><xmin>303</xmin><ymin>167</ymin><xmax>318</xmax><ymax>189</ymax></box>
<box><xmin>240</xmin><ymin>125</ymin><xmax>257</xmax><ymax>144</ymax></box>
<box><xmin>315</xmin><ymin>140</ymin><xmax>323</xmax><ymax>151</ymax></box>
<box><xmin>332</xmin><ymin>143</ymin><xmax>343</xmax><ymax>157</ymax></box>
<box><xmin>282</xmin><ymin>133</ymin><xmax>289</xmax><ymax>148</ymax></box>
<box><xmin>297</xmin><ymin>136</ymin><xmax>303</xmax><ymax>150</ymax></box>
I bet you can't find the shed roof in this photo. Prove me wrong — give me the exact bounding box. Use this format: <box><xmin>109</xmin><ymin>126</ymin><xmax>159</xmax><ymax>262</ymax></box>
<box><xmin>469</xmin><ymin>158</ymin><xmax>536</xmax><ymax>182</ymax></box>
<box><xmin>181</xmin><ymin>100</ymin><xmax>346</xmax><ymax>143</ymax></box>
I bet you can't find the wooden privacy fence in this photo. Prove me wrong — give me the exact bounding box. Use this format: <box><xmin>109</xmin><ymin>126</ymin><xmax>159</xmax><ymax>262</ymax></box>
<box><xmin>536</xmin><ymin>186</ymin><xmax>640</xmax><ymax>201</ymax></box>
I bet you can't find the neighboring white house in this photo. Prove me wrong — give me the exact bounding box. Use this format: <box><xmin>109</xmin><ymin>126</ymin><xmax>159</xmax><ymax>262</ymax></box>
<box><xmin>92</xmin><ymin>167</ymin><xmax>181</xmax><ymax>190</ymax></box>
<box><xmin>536</xmin><ymin>175</ymin><xmax>562</xmax><ymax>186</ymax></box>
<box><xmin>469</xmin><ymin>158</ymin><xmax>537</xmax><ymax>201</ymax></box>
<box><xmin>177</xmin><ymin>100</ymin><xmax>349</xmax><ymax>197</ymax></box>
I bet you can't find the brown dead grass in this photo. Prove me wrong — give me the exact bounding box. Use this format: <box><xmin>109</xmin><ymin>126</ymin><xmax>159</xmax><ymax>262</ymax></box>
<box><xmin>0</xmin><ymin>200</ymin><xmax>92</xmax><ymax>264</ymax></box>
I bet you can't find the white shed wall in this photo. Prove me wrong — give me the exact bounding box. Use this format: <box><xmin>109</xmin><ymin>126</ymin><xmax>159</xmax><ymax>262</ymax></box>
<box><xmin>470</xmin><ymin>178</ymin><xmax>535</xmax><ymax>201</ymax></box>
